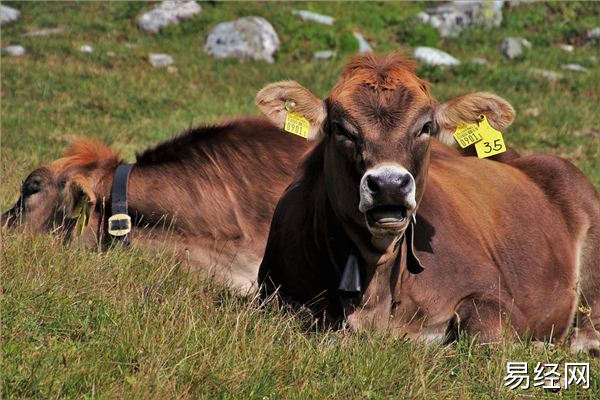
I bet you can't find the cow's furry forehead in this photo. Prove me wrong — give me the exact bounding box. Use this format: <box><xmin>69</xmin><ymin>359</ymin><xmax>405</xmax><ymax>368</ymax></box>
<box><xmin>328</xmin><ymin>53</ymin><xmax>432</xmax><ymax>131</ymax></box>
<box><xmin>331</xmin><ymin>53</ymin><xmax>430</xmax><ymax>97</ymax></box>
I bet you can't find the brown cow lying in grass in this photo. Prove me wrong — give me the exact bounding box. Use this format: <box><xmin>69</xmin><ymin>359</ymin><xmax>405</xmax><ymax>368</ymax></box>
<box><xmin>256</xmin><ymin>53</ymin><xmax>600</xmax><ymax>355</ymax></box>
<box><xmin>2</xmin><ymin>117</ymin><xmax>313</xmax><ymax>293</ymax></box>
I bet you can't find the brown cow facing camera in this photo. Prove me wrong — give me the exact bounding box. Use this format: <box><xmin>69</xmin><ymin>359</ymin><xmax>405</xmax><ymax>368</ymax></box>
<box><xmin>256</xmin><ymin>53</ymin><xmax>600</xmax><ymax>355</ymax></box>
<box><xmin>2</xmin><ymin>117</ymin><xmax>314</xmax><ymax>293</ymax></box>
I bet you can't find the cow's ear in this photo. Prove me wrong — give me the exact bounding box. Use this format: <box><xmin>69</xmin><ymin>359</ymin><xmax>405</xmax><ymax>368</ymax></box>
<box><xmin>67</xmin><ymin>175</ymin><xmax>96</xmax><ymax>220</ymax></box>
<box><xmin>256</xmin><ymin>80</ymin><xmax>327</xmax><ymax>140</ymax></box>
<box><xmin>434</xmin><ymin>92</ymin><xmax>515</xmax><ymax>145</ymax></box>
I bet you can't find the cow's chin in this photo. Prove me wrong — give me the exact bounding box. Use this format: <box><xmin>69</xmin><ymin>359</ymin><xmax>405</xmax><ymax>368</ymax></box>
<box><xmin>364</xmin><ymin>205</ymin><xmax>410</xmax><ymax>238</ymax></box>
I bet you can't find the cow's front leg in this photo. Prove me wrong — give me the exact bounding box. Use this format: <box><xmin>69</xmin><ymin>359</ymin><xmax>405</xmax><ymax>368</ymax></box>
<box><xmin>452</xmin><ymin>297</ymin><xmax>527</xmax><ymax>344</ymax></box>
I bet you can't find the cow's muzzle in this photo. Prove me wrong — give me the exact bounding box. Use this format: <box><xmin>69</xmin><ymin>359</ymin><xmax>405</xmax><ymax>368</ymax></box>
<box><xmin>359</xmin><ymin>165</ymin><xmax>416</xmax><ymax>235</ymax></box>
<box><xmin>1</xmin><ymin>202</ymin><xmax>21</xmax><ymax>230</ymax></box>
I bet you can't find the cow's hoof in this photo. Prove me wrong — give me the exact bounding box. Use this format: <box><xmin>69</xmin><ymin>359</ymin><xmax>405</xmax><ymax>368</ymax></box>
<box><xmin>569</xmin><ymin>328</ymin><xmax>600</xmax><ymax>357</ymax></box>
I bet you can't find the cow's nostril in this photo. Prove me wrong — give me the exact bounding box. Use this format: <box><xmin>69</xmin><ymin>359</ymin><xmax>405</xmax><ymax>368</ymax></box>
<box><xmin>366</xmin><ymin>175</ymin><xmax>380</xmax><ymax>194</ymax></box>
<box><xmin>398</xmin><ymin>174</ymin><xmax>410</xmax><ymax>189</ymax></box>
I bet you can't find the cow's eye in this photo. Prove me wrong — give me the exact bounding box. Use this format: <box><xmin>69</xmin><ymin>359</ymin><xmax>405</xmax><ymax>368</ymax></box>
<box><xmin>333</xmin><ymin>122</ymin><xmax>354</xmax><ymax>141</ymax></box>
<box><xmin>22</xmin><ymin>178</ymin><xmax>42</xmax><ymax>197</ymax></box>
<box><xmin>418</xmin><ymin>121</ymin><xmax>433</xmax><ymax>137</ymax></box>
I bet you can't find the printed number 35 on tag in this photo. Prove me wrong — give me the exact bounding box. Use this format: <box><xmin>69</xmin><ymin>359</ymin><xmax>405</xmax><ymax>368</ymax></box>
<box><xmin>474</xmin><ymin>118</ymin><xmax>506</xmax><ymax>158</ymax></box>
<box><xmin>453</xmin><ymin>115</ymin><xmax>507</xmax><ymax>159</ymax></box>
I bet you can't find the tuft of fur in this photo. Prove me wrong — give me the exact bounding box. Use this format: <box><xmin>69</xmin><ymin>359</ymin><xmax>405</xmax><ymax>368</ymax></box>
<box><xmin>63</xmin><ymin>139</ymin><xmax>121</xmax><ymax>167</ymax></box>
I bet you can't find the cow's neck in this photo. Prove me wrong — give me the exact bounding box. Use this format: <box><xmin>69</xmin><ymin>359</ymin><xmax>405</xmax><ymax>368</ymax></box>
<box><xmin>325</xmin><ymin>198</ymin><xmax>406</xmax><ymax>331</ymax></box>
<box><xmin>91</xmin><ymin>163</ymin><xmax>206</xmax><ymax>243</ymax></box>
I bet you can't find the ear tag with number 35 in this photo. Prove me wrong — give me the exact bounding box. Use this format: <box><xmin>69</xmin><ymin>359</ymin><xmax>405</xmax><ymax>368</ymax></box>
<box><xmin>283</xmin><ymin>99</ymin><xmax>310</xmax><ymax>139</ymax></box>
<box><xmin>473</xmin><ymin>116</ymin><xmax>506</xmax><ymax>158</ymax></box>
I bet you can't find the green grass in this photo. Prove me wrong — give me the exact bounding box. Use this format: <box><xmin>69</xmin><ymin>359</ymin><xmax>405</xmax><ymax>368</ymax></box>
<box><xmin>1</xmin><ymin>1</ymin><xmax>599</xmax><ymax>398</ymax></box>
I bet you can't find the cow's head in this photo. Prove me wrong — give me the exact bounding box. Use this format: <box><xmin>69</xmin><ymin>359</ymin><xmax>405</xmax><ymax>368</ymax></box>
<box><xmin>2</xmin><ymin>140</ymin><xmax>121</xmax><ymax>244</ymax></box>
<box><xmin>257</xmin><ymin>53</ymin><xmax>514</xmax><ymax>243</ymax></box>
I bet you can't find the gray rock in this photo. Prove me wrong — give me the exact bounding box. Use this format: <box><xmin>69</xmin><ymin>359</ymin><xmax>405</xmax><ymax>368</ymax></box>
<box><xmin>3</xmin><ymin>45</ymin><xmax>26</xmax><ymax>56</ymax></box>
<box><xmin>573</xmin><ymin>129</ymin><xmax>599</xmax><ymax>139</ymax></box>
<box><xmin>204</xmin><ymin>17</ymin><xmax>280</xmax><ymax>63</ymax></box>
<box><xmin>0</xmin><ymin>5</ymin><xmax>19</xmax><ymax>26</ymax></box>
<box><xmin>523</xmin><ymin>107</ymin><xmax>540</xmax><ymax>117</ymax></box>
<box><xmin>501</xmin><ymin>37</ymin><xmax>529</xmax><ymax>60</ymax></box>
<box><xmin>292</xmin><ymin>10</ymin><xmax>334</xmax><ymax>26</ymax></box>
<box><xmin>79</xmin><ymin>45</ymin><xmax>94</xmax><ymax>54</ymax></box>
<box><xmin>138</xmin><ymin>1</ymin><xmax>201</xmax><ymax>34</ymax></box>
<box><xmin>530</xmin><ymin>68</ymin><xmax>564</xmax><ymax>82</ymax></box>
<box><xmin>558</xmin><ymin>44</ymin><xmax>574</xmax><ymax>52</ymax></box>
<box><xmin>471</xmin><ymin>57</ymin><xmax>489</xmax><ymax>65</ymax></box>
<box><xmin>313</xmin><ymin>50</ymin><xmax>336</xmax><ymax>61</ymax></box>
<box><xmin>416</xmin><ymin>11</ymin><xmax>430</xmax><ymax>24</ymax></box>
<box><xmin>414</xmin><ymin>46</ymin><xmax>460</xmax><ymax>67</ymax></box>
<box><xmin>417</xmin><ymin>0</ymin><xmax>504</xmax><ymax>38</ymax></box>
<box><xmin>149</xmin><ymin>53</ymin><xmax>174</xmax><ymax>67</ymax></box>
<box><xmin>353</xmin><ymin>32</ymin><xmax>373</xmax><ymax>54</ymax></box>
<box><xmin>587</xmin><ymin>27</ymin><xmax>600</xmax><ymax>42</ymax></box>
<box><xmin>22</xmin><ymin>27</ymin><xmax>64</xmax><ymax>37</ymax></box>
<box><xmin>508</xmin><ymin>0</ymin><xmax>539</xmax><ymax>6</ymax></box>
<box><xmin>561</xmin><ymin>63</ymin><xmax>588</xmax><ymax>73</ymax></box>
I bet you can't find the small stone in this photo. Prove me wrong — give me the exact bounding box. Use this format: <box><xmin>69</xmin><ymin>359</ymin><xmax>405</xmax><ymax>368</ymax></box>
<box><xmin>508</xmin><ymin>0</ymin><xmax>538</xmax><ymax>6</ymax></box>
<box><xmin>313</xmin><ymin>50</ymin><xmax>336</xmax><ymax>61</ymax></box>
<box><xmin>204</xmin><ymin>17</ymin><xmax>280</xmax><ymax>63</ymax></box>
<box><xmin>21</xmin><ymin>27</ymin><xmax>64</xmax><ymax>37</ymax></box>
<box><xmin>558</xmin><ymin>44</ymin><xmax>574</xmax><ymax>52</ymax></box>
<box><xmin>587</xmin><ymin>27</ymin><xmax>600</xmax><ymax>42</ymax></box>
<box><xmin>138</xmin><ymin>1</ymin><xmax>202</xmax><ymax>34</ymax></box>
<box><xmin>79</xmin><ymin>45</ymin><xmax>94</xmax><ymax>54</ymax></box>
<box><xmin>0</xmin><ymin>5</ymin><xmax>20</xmax><ymax>26</ymax></box>
<box><xmin>523</xmin><ymin>107</ymin><xmax>540</xmax><ymax>117</ymax></box>
<box><xmin>414</xmin><ymin>46</ymin><xmax>460</xmax><ymax>67</ymax></box>
<box><xmin>106</xmin><ymin>51</ymin><xmax>116</xmax><ymax>57</ymax></box>
<box><xmin>3</xmin><ymin>45</ymin><xmax>26</xmax><ymax>56</ymax></box>
<box><xmin>530</xmin><ymin>68</ymin><xmax>564</xmax><ymax>82</ymax></box>
<box><xmin>471</xmin><ymin>57</ymin><xmax>489</xmax><ymax>65</ymax></box>
<box><xmin>501</xmin><ymin>37</ymin><xmax>528</xmax><ymax>60</ymax></box>
<box><xmin>149</xmin><ymin>53</ymin><xmax>174</xmax><ymax>67</ymax></box>
<box><xmin>292</xmin><ymin>10</ymin><xmax>334</xmax><ymax>26</ymax></box>
<box><xmin>573</xmin><ymin>129</ymin><xmax>599</xmax><ymax>139</ymax></box>
<box><xmin>561</xmin><ymin>63</ymin><xmax>588</xmax><ymax>73</ymax></box>
<box><xmin>167</xmin><ymin>65</ymin><xmax>178</xmax><ymax>74</ymax></box>
<box><xmin>353</xmin><ymin>32</ymin><xmax>373</xmax><ymax>54</ymax></box>
<box><xmin>415</xmin><ymin>11</ymin><xmax>430</xmax><ymax>24</ymax></box>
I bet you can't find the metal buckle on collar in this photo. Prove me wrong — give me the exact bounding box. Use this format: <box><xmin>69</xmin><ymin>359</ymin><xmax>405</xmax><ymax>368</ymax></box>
<box><xmin>108</xmin><ymin>213</ymin><xmax>131</xmax><ymax>237</ymax></box>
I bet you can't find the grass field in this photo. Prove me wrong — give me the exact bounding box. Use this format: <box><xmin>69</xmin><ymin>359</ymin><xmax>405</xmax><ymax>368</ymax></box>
<box><xmin>1</xmin><ymin>1</ymin><xmax>599</xmax><ymax>398</ymax></box>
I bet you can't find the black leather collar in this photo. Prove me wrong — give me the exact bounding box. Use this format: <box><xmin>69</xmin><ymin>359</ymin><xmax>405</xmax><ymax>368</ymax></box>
<box><xmin>108</xmin><ymin>163</ymin><xmax>134</xmax><ymax>244</ymax></box>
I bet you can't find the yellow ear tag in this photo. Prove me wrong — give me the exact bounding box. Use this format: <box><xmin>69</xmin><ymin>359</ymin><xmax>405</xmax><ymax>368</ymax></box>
<box><xmin>283</xmin><ymin>100</ymin><xmax>310</xmax><ymax>139</ymax></box>
<box><xmin>453</xmin><ymin>120</ymin><xmax>484</xmax><ymax>148</ymax></box>
<box><xmin>474</xmin><ymin>116</ymin><xmax>506</xmax><ymax>158</ymax></box>
<box><xmin>284</xmin><ymin>112</ymin><xmax>310</xmax><ymax>138</ymax></box>
<box><xmin>73</xmin><ymin>198</ymin><xmax>89</xmax><ymax>237</ymax></box>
